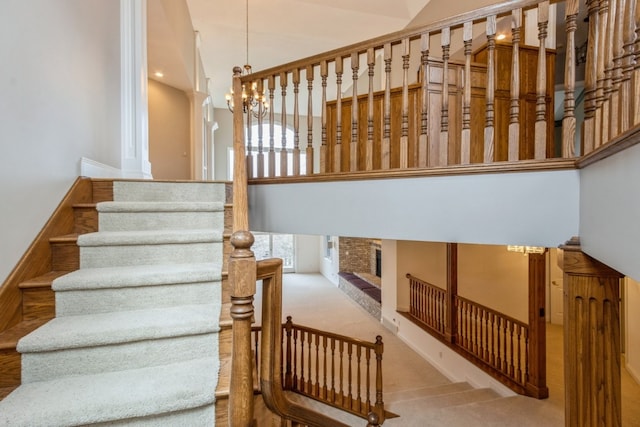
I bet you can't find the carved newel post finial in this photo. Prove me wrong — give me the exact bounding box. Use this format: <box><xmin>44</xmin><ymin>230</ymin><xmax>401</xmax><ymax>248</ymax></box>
<box><xmin>367</xmin><ymin>412</ymin><xmax>380</xmax><ymax>427</ymax></box>
<box><xmin>233</xmin><ymin>65</ymin><xmax>243</xmax><ymax>76</ymax></box>
<box><xmin>230</xmin><ymin>230</ymin><xmax>254</xmax><ymax>258</ymax></box>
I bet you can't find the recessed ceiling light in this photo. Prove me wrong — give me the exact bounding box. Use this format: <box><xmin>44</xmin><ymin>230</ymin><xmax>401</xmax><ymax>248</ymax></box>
<box><xmin>496</xmin><ymin>34</ymin><xmax>507</xmax><ymax>41</ymax></box>
<box><xmin>154</xmin><ymin>71</ymin><xmax>164</xmax><ymax>78</ymax></box>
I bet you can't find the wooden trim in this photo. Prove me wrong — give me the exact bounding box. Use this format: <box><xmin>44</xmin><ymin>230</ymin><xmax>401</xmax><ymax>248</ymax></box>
<box><xmin>248</xmin><ymin>158</ymin><xmax>576</xmax><ymax>185</ymax></box>
<box><xmin>577</xmin><ymin>123</ymin><xmax>640</xmax><ymax>167</ymax></box>
<box><xmin>526</xmin><ymin>252</ymin><xmax>548</xmax><ymax>399</ymax></box>
<box><xmin>0</xmin><ymin>177</ymin><xmax>93</xmax><ymax>332</ymax></box>
<box><xmin>445</xmin><ymin>243</ymin><xmax>458</xmax><ymax>343</ymax></box>
<box><xmin>240</xmin><ymin>0</ymin><xmax>548</xmax><ymax>83</ymax></box>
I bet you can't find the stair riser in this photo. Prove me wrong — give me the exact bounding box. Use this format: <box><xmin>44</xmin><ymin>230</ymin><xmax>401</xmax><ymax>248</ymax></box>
<box><xmin>80</xmin><ymin>242</ymin><xmax>222</xmax><ymax>268</ymax></box>
<box><xmin>99</xmin><ymin>211</ymin><xmax>223</xmax><ymax>232</ymax></box>
<box><xmin>52</xmin><ymin>242</ymin><xmax>79</xmax><ymax>270</ymax></box>
<box><xmin>22</xmin><ymin>288</ymin><xmax>55</xmax><ymax>321</ymax></box>
<box><xmin>21</xmin><ymin>333</ymin><xmax>219</xmax><ymax>383</ymax></box>
<box><xmin>0</xmin><ymin>350</ymin><xmax>20</xmax><ymax>388</ymax></box>
<box><xmin>55</xmin><ymin>282</ymin><xmax>221</xmax><ymax>316</ymax></box>
<box><xmin>113</xmin><ymin>182</ymin><xmax>225</xmax><ymax>203</ymax></box>
<box><xmin>224</xmin><ymin>206</ymin><xmax>232</xmax><ymax>234</ymax></box>
<box><xmin>74</xmin><ymin>208</ymin><xmax>99</xmax><ymax>234</ymax></box>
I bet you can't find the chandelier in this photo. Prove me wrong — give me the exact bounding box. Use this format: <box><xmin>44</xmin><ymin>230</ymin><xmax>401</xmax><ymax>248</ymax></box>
<box><xmin>225</xmin><ymin>0</ymin><xmax>268</xmax><ymax>117</ymax></box>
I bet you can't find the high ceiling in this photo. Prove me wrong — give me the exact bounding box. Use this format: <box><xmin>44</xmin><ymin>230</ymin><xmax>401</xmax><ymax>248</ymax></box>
<box><xmin>184</xmin><ymin>0</ymin><xmax>432</xmax><ymax>107</ymax></box>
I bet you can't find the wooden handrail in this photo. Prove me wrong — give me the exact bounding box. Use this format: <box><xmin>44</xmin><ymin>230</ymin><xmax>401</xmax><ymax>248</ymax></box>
<box><xmin>257</xmin><ymin>258</ymin><xmax>351</xmax><ymax>427</ymax></box>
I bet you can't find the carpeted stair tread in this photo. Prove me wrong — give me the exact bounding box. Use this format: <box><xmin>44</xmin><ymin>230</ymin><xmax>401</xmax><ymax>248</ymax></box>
<box><xmin>385</xmin><ymin>382</ymin><xmax>474</xmax><ymax>403</ymax></box>
<box><xmin>97</xmin><ymin>201</ymin><xmax>225</xmax><ymax>212</ymax></box>
<box><xmin>77</xmin><ymin>229</ymin><xmax>222</xmax><ymax>246</ymax></box>
<box><xmin>0</xmin><ymin>357</ymin><xmax>218</xmax><ymax>427</ymax></box>
<box><xmin>387</xmin><ymin>388</ymin><xmax>500</xmax><ymax>412</ymax></box>
<box><xmin>52</xmin><ymin>263</ymin><xmax>222</xmax><ymax>291</ymax></box>
<box><xmin>18</xmin><ymin>304</ymin><xmax>220</xmax><ymax>353</ymax></box>
<box><xmin>113</xmin><ymin>181</ymin><xmax>225</xmax><ymax>202</ymax></box>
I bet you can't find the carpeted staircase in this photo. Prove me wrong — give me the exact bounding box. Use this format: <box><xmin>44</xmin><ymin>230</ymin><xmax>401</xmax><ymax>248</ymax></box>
<box><xmin>0</xmin><ymin>181</ymin><xmax>226</xmax><ymax>426</ymax></box>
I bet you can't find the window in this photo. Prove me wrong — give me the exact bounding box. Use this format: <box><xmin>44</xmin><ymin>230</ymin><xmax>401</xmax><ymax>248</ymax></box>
<box><xmin>252</xmin><ymin>232</ymin><xmax>295</xmax><ymax>272</ymax></box>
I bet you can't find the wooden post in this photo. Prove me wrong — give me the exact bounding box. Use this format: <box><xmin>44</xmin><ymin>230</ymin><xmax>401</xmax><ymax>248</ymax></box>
<box><xmin>229</xmin><ymin>66</ymin><xmax>257</xmax><ymax>427</ymax></box>
<box><xmin>560</xmin><ymin>237</ymin><xmax>623</xmax><ymax>427</ymax></box>
<box><xmin>280</xmin><ymin>72</ymin><xmax>288</xmax><ymax>177</ymax></box>
<box><xmin>445</xmin><ymin>243</ymin><xmax>458</xmax><ymax>343</ymax></box>
<box><xmin>509</xmin><ymin>10</ymin><xmax>522</xmax><ymax>162</ymax></box>
<box><xmin>373</xmin><ymin>336</ymin><xmax>385</xmax><ymax>424</ymax></box>
<box><xmin>563</xmin><ymin>1</ymin><xmax>579</xmax><ymax>158</ymax></box>
<box><xmin>484</xmin><ymin>18</ymin><xmax>496</xmax><ymax>163</ymax></box>
<box><xmin>306</xmin><ymin>65</ymin><xmax>315</xmax><ymax>175</ymax></box>
<box><xmin>527</xmin><ymin>251</ymin><xmax>548</xmax><ymax>398</ymax></box>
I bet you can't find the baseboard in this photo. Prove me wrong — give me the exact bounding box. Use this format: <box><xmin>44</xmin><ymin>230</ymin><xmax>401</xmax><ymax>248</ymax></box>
<box><xmin>626</xmin><ymin>357</ymin><xmax>640</xmax><ymax>385</ymax></box>
<box><xmin>80</xmin><ymin>157</ymin><xmax>123</xmax><ymax>178</ymax></box>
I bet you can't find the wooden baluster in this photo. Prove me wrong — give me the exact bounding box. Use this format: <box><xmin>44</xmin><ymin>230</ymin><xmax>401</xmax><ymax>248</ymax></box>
<box><xmin>351</xmin><ymin>52</ymin><xmax>360</xmax><ymax>172</ymax></box>
<box><xmin>620</xmin><ymin>0</ymin><xmax>637</xmax><ymax>133</ymax></box>
<box><xmin>306</xmin><ymin>65</ymin><xmax>314</xmax><ymax>175</ymax></box>
<box><xmin>419</xmin><ymin>33</ymin><xmax>430</xmax><ymax>168</ymax></box>
<box><xmin>268</xmin><ymin>76</ymin><xmax>276</xmax><ymax>177</ymax></box>
<box><xmin>307</xmin><ymin>333</ymin><xmax>313</xmax><ymax>394</ymax></box>
<box><xmin>382</xmin><ymin>43</ymin><xmax>392</xmax><ymax>170</ymax></box>
<box><xmin>502</xmin><ymin>316</ymin><xmax>508</xmax><ymax>371</ymax></box>
<box><xmin>299</xmin><ymin>330</ymin><xmax>305</xmax><ymax>391</ymax></box>
<box><xmin>314</xmin><ymin>334</ymin><xmax>320</xmax><ymax>397</ymax></box>
<box><xmin>478</xmin><ymin>309</ymin><xmax>484</xmax><ymax>358</ymax></box>
<box><xmin>496</xmin><ymin>317</ymin><xmax>502</xmax><ymax>369</ymax></box>
<box><xmin>256</xmin><ymin>80</ymin><xmax>265</xmax><ymax>178</ymax></box>
<box><xmin>484</xmin><ymin>309</ymin><xmax>490</xmax><ymax>361</ymax></box>
<box><xmin>320</xmin><ymin>61</ymin><xmax>328</xmax><ymax>173</ymax></box>
<box><xmin>524</xmin><ymin>328</ymin><xmax>530</xmax><ymax>383</ymax></box>
<box><xmin>583</xmin><ymin>0</ymin><xmax>601</xmax><ymax>155</ymax></box>
<box><xmin>484</xmin><ymin>18</ymin><xmax>496</xmax><ymax>163</ymax></box>
<box><xmin>366</xmin><ymin>348</ymin><xmax>372</xmax><ymax>410</ymax></box>
<box><xmin>246</xmin><ymin>106</ymin><xmax>253</xmax><ymax>178</ymax></box>
<box><xmin>634</xmin><ymin>0</ymin><xmax>640</xmax><ymax>125</ymax></box>
<box><xmin>509</xmin><ymin>321</ymin><xmax>515</xmax><ymax>378</ymax></box>
<box><xmin>279</xmin><ymin>72</ymin><xmax>289</xmax><ymax>177</ymax></box>
<box><xmin>563</xmin><ymin>1</ymin><xmax>579</xmax><ymax>158</ymax></box>
<box><xmin>609</xmin><ymin>0</ymin><xmax>625</xmax><ymax>140</ymax></box>
<box><xmin>461</xmin><ymin>24</ymin><xmax>472</xmax><ymax>165</ymax></box>
<box><xmin>356</xmin><ymin>346</ymin><xmax>362</xmax><ymax>414</ymax></box>
<box><xmin>322</xmin><ymin>335</ymin><xmax>328</xmax><ymax>399</ymax></box>
<box><xmin>335</xmin><ymin>56</ymin><xmax>344</xmax><ymax>173</ymax></box>
<box><xmin>330</xmin><ymin>338</ymin><xmax>336</xmax><ymax>402</ymax></box>
<box><xmin>338</xmin><ymin>341</ymin><xmax>345</xmax><ymax>406</ymax></box>
<box><xmin>292</xmin><ymin>69</ymin><xmax>301</xmax><ymax>176</ymax></box>
<box><xmin>292</xmin><ymin>327</ymin><xmax>298</xmax><ymax>390</ymax></box>
<box><xmin>401</xmin><ymin>38</ymin><xmax>410</xmax><ymax>169</ymax></box>
<box><xmin>347</xmin><ymin>343</ymin><xmax>353</xmax><ymax>409</ymax></box>
<box><xmin>509</xmin><ymin>10</ymin><xmax>522</xmax><ymax>161</ymax></box>
<box><xmin>517</xmin><ymin>325</ymin><xmax>523</xmax><ymax>383</ymax></box>
<box><xmin>366</xmin><ymin>48</ymin><xmax>375</xmax><ymax>171</ymax></box>
<box><xmin>440</xmin><ymin>28</ymin><xmax>450</xmax><ymax>167</ymax></box>
<box><xmin>284</xmin><ymin>316</ymin><xmax>293</xmax><ymax>389</ymax></box>
<box><xmin>473</xmin><ymin>305</ymin><xmax>479</xmax><ymax>354</ymax></box>
<box><xmin>534</xmin><ymin>2</ymin><xmax>549</xmax><ymax>160</ymax></box>
<box><xmin>490</xmin><ymin>313</ymin><xmax>496</xmax><ymax>365</ymax></box>
<box><xmin>600</xmin><ymin>0</ymin><xmax>614</xmax><ymax>143</ymax></box>
<box><xmin>373</xmin><ymin>336</ymin><xmax>385</xmax><ymax>424</ymax></box>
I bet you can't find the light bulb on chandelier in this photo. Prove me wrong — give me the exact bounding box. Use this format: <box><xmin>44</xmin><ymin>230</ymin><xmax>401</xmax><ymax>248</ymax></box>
<box><xmin>225</xmin><ymin>0</ymin><xmax>268</xmax><ymax>118</ymax></box>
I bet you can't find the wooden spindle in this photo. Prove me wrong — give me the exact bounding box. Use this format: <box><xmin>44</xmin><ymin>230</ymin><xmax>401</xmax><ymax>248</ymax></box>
<box><xmin>351</xmin><ymin>52</ymin><xmax>360</xmax><ymax>172</ymax></box>
<box><xmin>440</xmin><ymin>28</ymin><xmax>451</xmax><ymax>167</ymax></box>
<box><xmin>508</xmin><ymin>10</ymin><xmax>522</xmax><ymax>162</ymax></box>
<box><xmin>335</xmin><ymin>56</ymin><xmax>343</xmax><ymax>173</ymax></box>
<box><xmin>320</xmin><ymin>61</ymin><xmax>328</xmax><ymax>173</ymax></box>
<box><xmin>307</xmin><ymin>333</ymin><xmax>312</xmax><ymax>393</ymax></box>
<box><xmin>367</xmin><ymin>48</ymin><xmax>375</xmax><ymax>171</ymax></box>
<box><xmin>314</xmin><ymin>335</ymin><xmax>320</xmax><ymax>396</ymax></box>
<box><xmin>257</xmin><ymin>79</ymin><xmax>265</xmax><ymax>178</ymax></box>
<box><xmin>563</xmin><ymin>0</ymin><xmax>579</xmax><ymax>158</ymax></box>
<box><xmin>484</xmin><ymin>18</ymin><xmax>496</xmax><ymax>163</ymax></box>
<box><xmin>509</xmin><ymin>322</ymin><xmax>515</xmax><ymax>377</ymax></box>
<box><xmin>419</xmin><ymin>33</ymin><xmax>430</xmax><ymax>168</ymax></box>
<box><xmin>284</xmin><ymin>317</ymin><xmax>293</xmax><ymax>389</ymax></box>
<box><xmin>382</xmin><ymin>43</ymin><xmax>392</xmax><ymax>170</ymax></box>
<box><xmin>339</xmin><ymin>341</ymin><xmax>344</xmax><ymax>405</ymax></box>
<box><xmin>292</xmin><ymin>327</ymin><xmax>298</xmax><ymax>390</ymax></box>
<box><xmin>322</xmin><ymin>335</ymin><xmax>328</xmax><ymax>399</ymax></box>
<box><xmin>461</xmin><ymin>24</ymin><xmax>472</xmax><ymax>165</ymax></box>
<box><xmin>517</xmin><ymin>325</ymin><xmax>523</xmax><ymax>382</ymax></box>
<box><xmin>306</xmin><ymin>65</ymin><xmax>314</xmax><ymax>175</ymax></box>
<box><xmin>246</xmin><ymin>107</ymin><xmax>253</xmax><ymax>179</ymax></box>
<box><xmin>583</xmin><ymin>0</ymin><xmax>600</xmax><ymax>155</ymax></box>
<box><xmin>401</xmin><ymin>38</ymin><xmax>410</xmax><ymax>169</ymax></box>
<box><xmin>356</xmin><ymin>346</ymin><xmax>362</xmax><ymax>413</ymax></box>
<box><xmin>280</xmin><ymin>72</ymin><xmax>288</xmax><ymax>176</ymax></box>
<box><xmin>634</xmin><ymin>0</ymin><xmax>640</xmax><ymax>125</ymax></box>
<box><xmin>374</xmin><ymin>336</ymin><xmax>385</xmax><ymax>424</ymax></box>
<box><xmin>534</xmin><ymin>3</ymin><xmax>548</xmax><ymax>160</ymax></box>
<box><xmin>268</xmin><ymin>75</ymin><xmax>276</xmax><ymax>177</ymax></box>
<box><xmin>299</xmin><ymin>329</ymin><xmax>305</xmax><ymax>390</ymax></box>
<box><xmin>599</xmin><ymin>0</ymin><xmax>613</xmax><ymax>143</ymax></box>
<box><xmin>330</xmin><ymin>338</ymin><xmax>336</xmax><ymax>400</ymax></box>
<box><xmin>620</xmin><ymin>0</ymin><xmax>637</xmax><ymax>133</ymax></box>
<box><xmin>609</xmin><ymin>0</ymin><xmax>626</xmax><ymax>140</ymax></box>
<box><xmin>292</xmin><ymin>68</ymin><xmax>301</xmax><ymax>176</ymax></box>
<box><xmin>347</xmin><ymin>343</ymin><xmax>353</xmax><ymax>407</ymax></box>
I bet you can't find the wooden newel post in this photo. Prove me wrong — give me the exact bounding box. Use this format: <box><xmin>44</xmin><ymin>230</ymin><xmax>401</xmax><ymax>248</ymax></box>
<box><xmin>373</xmin><ymin>335</ymin><xmax>385</xmax><ymax>424</ymax></box>
<box><xmin>284</xmin><ymin>316</ymin><xmax>294</xmax><ymax>390</ymax></box>
<box><xmin>445</xmin><ymin>243</ymin><xmax>458</xmax><ymax>343</ymax></box>
<box><xmin>560</xmin><ymin>237</ymin><xmax>623</xmax><ymax>427</ymax></box>
<box><xmin>229</xmin><ymin>66</ymin><xmax>258</xmax><ymax>427</ymax></box>
<box><xmin>526</xmin><ymin>251</ymin><xmax>548</xmax><ymax>398</ymax></box>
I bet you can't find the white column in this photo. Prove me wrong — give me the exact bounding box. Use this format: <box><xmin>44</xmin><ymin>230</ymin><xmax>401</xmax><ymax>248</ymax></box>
<box><xmin>120</xmin><ymin>0</ymin><xmax>152</xmax><ymax>179</ymax></box>
<box><xmin>189</xmin><ymin>91</ymin><xmax>210</xmax><ymax>180</ymax></box>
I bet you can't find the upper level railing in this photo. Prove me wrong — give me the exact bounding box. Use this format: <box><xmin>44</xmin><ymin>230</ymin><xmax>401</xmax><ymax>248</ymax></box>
<box><xmin>236</xmin><ymin>0</ymin><xmax>640</xmax><ymax>181</ymax></box>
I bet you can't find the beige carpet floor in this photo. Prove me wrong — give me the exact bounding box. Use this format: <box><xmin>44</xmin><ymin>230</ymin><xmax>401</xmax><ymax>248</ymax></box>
<box><xmin>254</xmin><ymin>273</ymin><xmax>640</xmax><ymax>426</ymax></box>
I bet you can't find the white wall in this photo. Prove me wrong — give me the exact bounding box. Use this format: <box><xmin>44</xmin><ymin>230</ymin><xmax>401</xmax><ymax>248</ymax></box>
<box><xmin>249</xmin><ymin>169</ymin><xmax>580</xmax><ymax>248</ymax></box>
<box><xmin>0</xmin><ymin>0</ymin><xmax>122</xmax><ymax>284</ymax></box>
<box><xmin>625</xmin><ymin>277</ymin><xmax>640</xmax><ymax>384</ymax></box>
<box><xmin>294</xmin><ymin>234</ymin><xmax>321</xmax><ymax>273</ymax></box>
<box><xmin>580</xmin><ymin>142</ymin><xmax>640</xmax><ymax>281</ymax></box>
<box><xmin>320</xmin><ymin>236</ymin><xmax>340</xmax><ymax>285</ymax></box>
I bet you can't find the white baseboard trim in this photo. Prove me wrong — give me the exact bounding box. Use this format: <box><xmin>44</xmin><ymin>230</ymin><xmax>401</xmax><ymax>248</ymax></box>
<box><xmin>626</xmin><ymin>358</ymin><xmax>640</xmax><ymax>385</ymax></box>
<box><xmin>80</xmin><ymin>157</ymin><xmax>123</xmax><ymax>178</ymax></box>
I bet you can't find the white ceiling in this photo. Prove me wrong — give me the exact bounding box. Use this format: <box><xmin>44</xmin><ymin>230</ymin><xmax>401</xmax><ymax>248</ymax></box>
<box><xmin>182</xmin><ymin>0</ymin><xmax>432</xmax><ymax>107</ymax></box>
